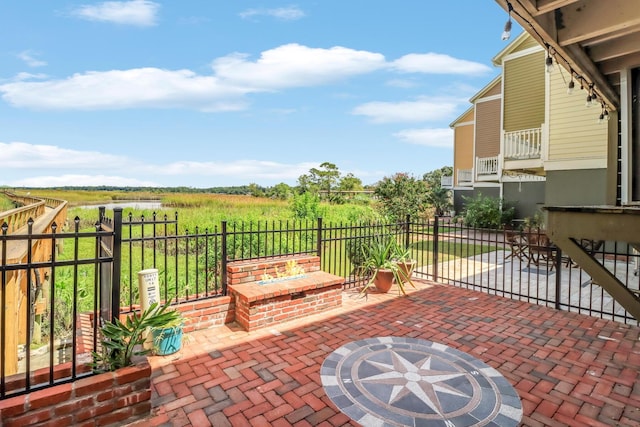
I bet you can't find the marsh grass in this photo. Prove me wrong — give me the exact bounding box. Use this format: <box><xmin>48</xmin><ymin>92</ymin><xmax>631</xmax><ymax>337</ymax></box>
<box><xmin>0</xmin><ymin>194</ymin><xmax>16</xmax><ymax>212</ymax></box>
<box><xmin>28</xmin><ymin>190</ymin><xmax>490</xmax><ymax>312</ymax></box>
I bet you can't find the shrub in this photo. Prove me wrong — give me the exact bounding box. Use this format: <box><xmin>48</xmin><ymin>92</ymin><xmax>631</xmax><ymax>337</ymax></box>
<box><xmin>374</xmin><ymin>173</ymin><xmax>428</xmax><ymax>223</ymax></box>
<box><xmin>462</xmin><ymin>195</ymin><xmax>514</xmax><ymax>229</ymax></box>
<box><xmin>290</xmin><ymin>192</ymin><xmax>323</xmax><ymax>220</ymax></box>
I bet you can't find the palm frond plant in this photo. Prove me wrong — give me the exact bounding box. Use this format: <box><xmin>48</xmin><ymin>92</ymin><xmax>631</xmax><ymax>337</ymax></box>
<box><xmin>360</xmin><ymin>236</ymin><xmax>416</xmax><ymax>296</ymax></box>
<box><xmin>391</xmin><ymin>240</ymin><xmax>416</xmax><ymax>283</ymax></box>
<box><xmin>92</xmin><ymin>301</ymin><xmax>182</xmax><ymax>372</ymax></box>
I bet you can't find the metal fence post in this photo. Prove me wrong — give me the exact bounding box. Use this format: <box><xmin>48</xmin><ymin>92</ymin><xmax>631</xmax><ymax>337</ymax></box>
<box><xmin>221</xmin><ymin>221</ymin><xmax>228</xmax><ymax>295</ymax></box>
<box><xmin>405</xmin><ymin>214</ymin><xmax>410</xmax><ymax>249</ymax></box>
<box><xmin>555</xmin><ymin>246</ymin><xmax>562</xmax><ymax>310</ymax></box>
<box><xmin>317</xmin><ymin>217</ymin><xmax>323</xmax><ymax>258</ymax></box>
<box><xmin>433</xmin><ymin>216</ymin><xmax>439</xmax><ymax>282</ymax></box>
<box><xmin>111</xmin><ymin>208</ymin><xmax>122</xmax><ymax>322</ymax></box>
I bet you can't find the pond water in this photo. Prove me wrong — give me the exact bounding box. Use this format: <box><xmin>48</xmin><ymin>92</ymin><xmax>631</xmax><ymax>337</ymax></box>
<box><xmin>77</xmin><ymin>201</ymin><xmax>163</xmax><ymax>211</ymax></box>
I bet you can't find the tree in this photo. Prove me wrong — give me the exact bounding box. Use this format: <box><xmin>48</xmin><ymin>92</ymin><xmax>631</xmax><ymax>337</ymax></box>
<box><xmin>374</xmin><ymin>173</ymin><xmax>428</xmax><ymax>222</ymax></box>
<box><xmin>296</xmin><ymin>174</ymin><xmax>312</xmax><ymax>194</ymax></box>
<box><xmin>268</xmin><ymin>182</ymin><xmax>292</xmax><ymax>200</ymax></box>
<box><xmin>422</xmin><ymin>166</ymin><xmax>453</xmax><ymax>190</ymax></box>
<box><xmin>308</xmin><ymin>162</ymin><xmax>341</xmax><ymax>197</ymax></box>
<box><xmin>422</xmin><ymin>166</ymin><xmax>453</xmax><ymax>216</ymax></box>
<box><xmin>247</xmin><ymin>183</ymin><xmax>264</xmax><ymax>197</ymax></box>
<box><xmin>337</xmin><ymin>173</ymin><xmax>363</xmax><ymax>192</ymax></box>
<box><xmin>427</xmin><ymin>186</ymin><xmax>452</xmax><ymax>216</ymax></box>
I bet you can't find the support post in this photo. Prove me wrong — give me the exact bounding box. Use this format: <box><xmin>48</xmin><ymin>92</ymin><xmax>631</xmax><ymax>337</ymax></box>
<box><xmin>221</xmin><ymin>221</ymin><xmax>228</xmax><ymax>295</ymax></box>
<box><xmin>433</xmin><ymin>216</ymin><xmax>439</xmax><ymax>282</ymax></box>
<box><xmin>111</xmin><ymin>208</ymin><xmax>122</xmax><ymax>322</ymax></box>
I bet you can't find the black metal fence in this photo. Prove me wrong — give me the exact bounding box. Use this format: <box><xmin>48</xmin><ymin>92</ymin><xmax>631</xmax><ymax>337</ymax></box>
<box><xmin>2</xmin><ymin>210</ymin><xmax>639</xmax><ymax>399</ymax></box>
<box><xmin>0</xmin><ymin>214</ymin><xmax>116</xmax><ymax>399</ymax></box>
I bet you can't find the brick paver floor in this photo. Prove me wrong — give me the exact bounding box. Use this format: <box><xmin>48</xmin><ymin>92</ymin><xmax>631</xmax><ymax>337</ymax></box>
<box><xmin>134</xmin><ymin>280</ymin><xmax>640</xmax><ymax>426</ymax></box>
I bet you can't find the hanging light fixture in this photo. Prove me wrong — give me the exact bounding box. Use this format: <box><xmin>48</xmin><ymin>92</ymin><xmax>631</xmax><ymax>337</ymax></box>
<box><xmin>567</xmin><ymin>72</ymin><xmax>575</xmax><ymax>94</ymax></box>
<box><xmin>502</xmin><ymin>2</ymin><xmax>513</xmax><ymax>40</ymax></box>
<box><xmin>545</xmin><ymin>47</ymin><xmax>554</xmax><ymax>73</ymax></box>
<box><xmin>585</xmin><ymin>85</ymin><xmax>594</xmax><ymax>107</ymax></box>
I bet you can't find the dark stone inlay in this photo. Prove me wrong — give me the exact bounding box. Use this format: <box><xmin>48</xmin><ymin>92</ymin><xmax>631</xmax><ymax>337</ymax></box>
<box><xmin>321</xmin><ymin>337</ymin><xmax>522</xmax><ymax>427</ymax></box>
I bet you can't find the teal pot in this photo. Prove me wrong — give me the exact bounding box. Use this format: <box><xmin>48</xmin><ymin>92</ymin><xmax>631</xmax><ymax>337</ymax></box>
<box><xmin>152</xmin><ymin>326</ymin><xmax>183</xmax><ymax>356</ymax></box>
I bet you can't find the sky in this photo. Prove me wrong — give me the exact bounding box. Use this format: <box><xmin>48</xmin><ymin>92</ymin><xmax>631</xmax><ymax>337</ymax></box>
<box><xmin>0</xmin><ymin>1</ymin><xmax>519</xmax><ymax>188</ymax></box>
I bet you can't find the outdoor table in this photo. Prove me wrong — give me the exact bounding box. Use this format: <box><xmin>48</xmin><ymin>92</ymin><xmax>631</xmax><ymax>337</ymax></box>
<box><xmin>321</xmin><ymin>337</ymin><xmax>522</xmax><ymax>427</ymax></box>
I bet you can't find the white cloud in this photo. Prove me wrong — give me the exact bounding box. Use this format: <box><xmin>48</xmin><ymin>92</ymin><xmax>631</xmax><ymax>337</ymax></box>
<box><xmin>212</xmin><ymin>44</ymin><xmax>386</xmax><ymax>90</ymax></box>
<box><xmin>9</xmin><ymin>174</ymin><xmax>158</xmax><ymax>188</ymax></box>
<box><xmin>239</xmin><ymin>6</ymin><xmax>306</xmax><ymax>21</ymax></box>
<box><xmin>0</xmin><ymin>45</ymin><xmax>483</xmax><ymax>114</ymax></box>
<box><xmin>157</xmin><ymin>160</ymin><xmax>317</xmax><ymax>181</ymax></box>
<box><xmin>393</xmin><ymin>53</ymin><xmax>491</xmax><ymax>75</ymax></box>
<box><xmin>7</xmin><ymin>72</ymin><xmax>48</xmax><ymax>82</ymax></box>
<box><xmin>352</xmin><ymin>98</ymin><xmax>459</xmax><ymax>123</ymax></box>
<box><xmin>393</xmin><ymin>128</ymin><xmax>453</xmax><ymax>147</ymax></box>
<box><xmin>1</xmin><ymin>141</ymin><xmax>319</xmax><ymax>186</ymax></box>
<box><xmin>1</xmin><ymin>141</ymin><xmax>132</xmax><ymax>168</ymax></box>
<box><xmin>0</xmin><ymin>68</ymin><xmax>250</xmax><ymax>111</ymax></box>
<box><xmin>72</xmin><ymin>0</ymin><xmax>160</xmax><ymax>27</ymax></box>
<box><xmin>0</xmin><ymin>45</ymin><xmax>386</xmax><ymax>111</ymax></box>
<box><xmin>17</xmin><ymin>51</ymin><xmax>47</xmax><ymax>67</ymax></box>
<box><xmin>386</xmin><ymin>79</ymin><xmax>419</xmax><ymax>88</ymax></box>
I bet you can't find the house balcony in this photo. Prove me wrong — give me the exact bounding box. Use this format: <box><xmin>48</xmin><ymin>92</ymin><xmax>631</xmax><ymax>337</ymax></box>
<box><xmin>503</xmin><ymin>126</ymin><xmax>544</xmax><ymax>172</ymax></box>
<box><xmin>475</xmin><ymin>155</ymin><xmax>499</xmax><ymax>181</ymax></box>
<box><xmin>440</xmin><ymin>175</ymin><xmax>453</xmax><ymax>189</ymax></box>
<box><xmin>457</xmin><ymin>168</ymin><xmax>473</xmax><ymax>187</ymax></box>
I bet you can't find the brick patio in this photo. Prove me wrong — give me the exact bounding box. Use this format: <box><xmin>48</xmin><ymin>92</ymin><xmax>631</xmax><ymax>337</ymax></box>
<box><xmin>134</xmin><ymin>280</ymin><xmax>640</xmax><ymax>426</ymax></box>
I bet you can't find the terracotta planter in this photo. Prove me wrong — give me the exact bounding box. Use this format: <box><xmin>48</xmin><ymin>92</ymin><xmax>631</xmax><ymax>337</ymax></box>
<box><xmin>396</xmin><ymin>260</ymin><xmax>416</xmax><ymax>281</ymax></box>
<box><xmin>373</xmin><ymin>269</ymin><xmax>395</xmax><ymax>293</ymax></box>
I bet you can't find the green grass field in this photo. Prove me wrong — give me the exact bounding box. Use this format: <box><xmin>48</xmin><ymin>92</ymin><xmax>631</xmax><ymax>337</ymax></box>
<box><xmin>8</xmin><ymin>190</ymin><xmax>491</xmax><ymax>314</ymax></box>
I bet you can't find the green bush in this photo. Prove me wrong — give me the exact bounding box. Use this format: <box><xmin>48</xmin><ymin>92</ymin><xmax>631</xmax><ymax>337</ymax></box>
<box><xmin>462</xmin><ymin>195</ymin><xmax>514</xmax><ymax>229</ymax></box>
<box><xmin>374</xmin><ymin>173</ymin><xmax>428</xmax><ymax>222</ymax></box>
<box><xmin>290</xmin><ymin>192</ymin><xmax>324</xmax><ymax>220</ymax></box>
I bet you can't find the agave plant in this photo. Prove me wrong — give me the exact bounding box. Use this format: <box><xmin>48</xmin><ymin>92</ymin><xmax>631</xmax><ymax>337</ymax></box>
<box><xmin>92</xmin><ymin>302</ymin><xmax>182</xmax><ymax>372</ymax></box>
<box><xmin>360</xmin><ymin>236</ymin><xmax>416</xmax><ymax>296</ymax></box>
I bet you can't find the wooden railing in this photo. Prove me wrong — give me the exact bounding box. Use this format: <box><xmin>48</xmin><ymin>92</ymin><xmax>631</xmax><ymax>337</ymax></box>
<box><xmin>0</xmin><ymin>191</ymin><xmax>66</xmax><ymax>232</ymax></box>
<box><xmin>476</xmin><ymin>155</ymin><xmax>499</xmax><ymax>176</ymax></box>
<box><xmin>0</xmin><ymin>202</ymin><xmax>46</xmax><ymax>233</ymax></box>
<box><xmin>504</xmin><ymin>127</ymin><xmax>542</xmax><ymax>160</ymax></box>
<box><xmin>457</xmin><ymin>168</ymin><xmax>473</xmax><ymax>185</ymax></box>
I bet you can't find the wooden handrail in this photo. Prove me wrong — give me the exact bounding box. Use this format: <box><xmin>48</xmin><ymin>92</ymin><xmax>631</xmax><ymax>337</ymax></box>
<box><xmin>1</xmin><ymin>191</ymin><xmax>66</xmax><ymax>231</ymax></box>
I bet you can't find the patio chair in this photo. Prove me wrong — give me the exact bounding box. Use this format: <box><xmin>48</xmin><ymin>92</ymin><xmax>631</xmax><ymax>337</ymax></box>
<box><xmin>503</xmin><ymin>226</ymin><xmax>528</xmax><ymax>262</ymax></box>
<box><xmin>525</xmin><ymin>229</ymin><xmax>556</xmax><ymax>270</ymax></box>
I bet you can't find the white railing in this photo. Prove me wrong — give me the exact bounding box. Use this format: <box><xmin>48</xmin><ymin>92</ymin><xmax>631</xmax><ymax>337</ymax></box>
<box><xmin>440</xmin><ymin>175</ymin><xmax>453</xmax><ymax>188</ymax></box>
<box><xmin>504</xmin><ymin>127</ymin><xmax>542</xmax><ymax>160</ymax></box>
<box><xmin>476</xmin><ymin>156</ymin><xmax>499</xmax><ymax>176</ymax></box>
<box><xmin>457</xmin><ymin>169</ymin><xmax>473</xmax><ymax>184</ymax></box>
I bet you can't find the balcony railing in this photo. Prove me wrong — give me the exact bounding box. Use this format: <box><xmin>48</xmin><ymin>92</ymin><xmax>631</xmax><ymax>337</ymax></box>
<box><xmin>457</xmin><ymin>169</ymin><xmax>473</xmax><ymax>185</ymax></box>
<box><xmin>440</xmin><ymin>175</ymin><xmax>453</xmax><ymax>188</ymax></box>
<box><xmin>476</xmin><ymin>156</ymin><xmax>499</xmax><ymax>176</ymax></box>
<box><xmin>504</xmin><ymin>127</ymin><xmax>542</xmax><ymax>160</ymax></box>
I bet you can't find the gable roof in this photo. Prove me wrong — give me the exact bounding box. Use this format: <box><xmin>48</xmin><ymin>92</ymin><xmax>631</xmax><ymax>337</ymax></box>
<box><xmin>492</xmin><ymin>31</ymin><xmax>538</xmax><ymax>65</ymax></box>
<box><xmin>470</xmin><ymin>75</ymin><xmax>502</xmax><ymax>103</ymax></box>
<box><xmin>449</xmin><ymin>106</ymin><xmax>475</xmax><ymax>128</ymax></box>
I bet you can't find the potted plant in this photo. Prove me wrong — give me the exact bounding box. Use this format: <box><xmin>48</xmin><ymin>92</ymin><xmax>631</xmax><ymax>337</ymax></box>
<box><xmin>151</xmin><ymin>310</ymin><xmax>185</xmax><ymax>356</ymax></box>
<box><xmin>91</xmin><ymin>302</ymin><xmax>183</xmax><ymax>372</ymax></box>
<box><xmin>360</xmin><ymin>236</ymin><xmax>416</xmax><ymax>296</ymax></box>
<box><xmin>392</xmin><ymin>241</ymin><xmax>416</xmax><ymax>282</ymax></box>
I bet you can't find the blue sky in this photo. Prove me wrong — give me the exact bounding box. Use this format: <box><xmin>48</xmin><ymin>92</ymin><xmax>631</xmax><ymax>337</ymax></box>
<box><xmin>1</xmin><ymin>1</ymin><xmax>518</xmax><ymax>188</ymax></box>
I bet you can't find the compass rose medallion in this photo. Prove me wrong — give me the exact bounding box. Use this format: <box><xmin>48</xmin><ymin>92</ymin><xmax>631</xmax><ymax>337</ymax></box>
<box><xmin>321</xmin><ymin>337</ymin><xmax>522</xmax><ymax>426</ymax></box>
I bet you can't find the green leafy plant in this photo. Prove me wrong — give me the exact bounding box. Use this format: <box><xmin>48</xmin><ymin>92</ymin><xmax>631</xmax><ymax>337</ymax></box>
<box><xmin>374</xmin><ymin>173</ymin><xmax>429</xmax><ymax>223</ymax></box>
<box><xmin>462</xmin><ymin>195</ymin><xmax>515</xmax><ymax>229</ymax></box>
<box><xmin>91</xmin><ymin>302</ymin><xmax>182</xmax><ymax>372</ymax></box>
<box><xmin>360</xmin><ymin>236</ymin><xmax>416</xmax><ymax>296</ymax></box>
